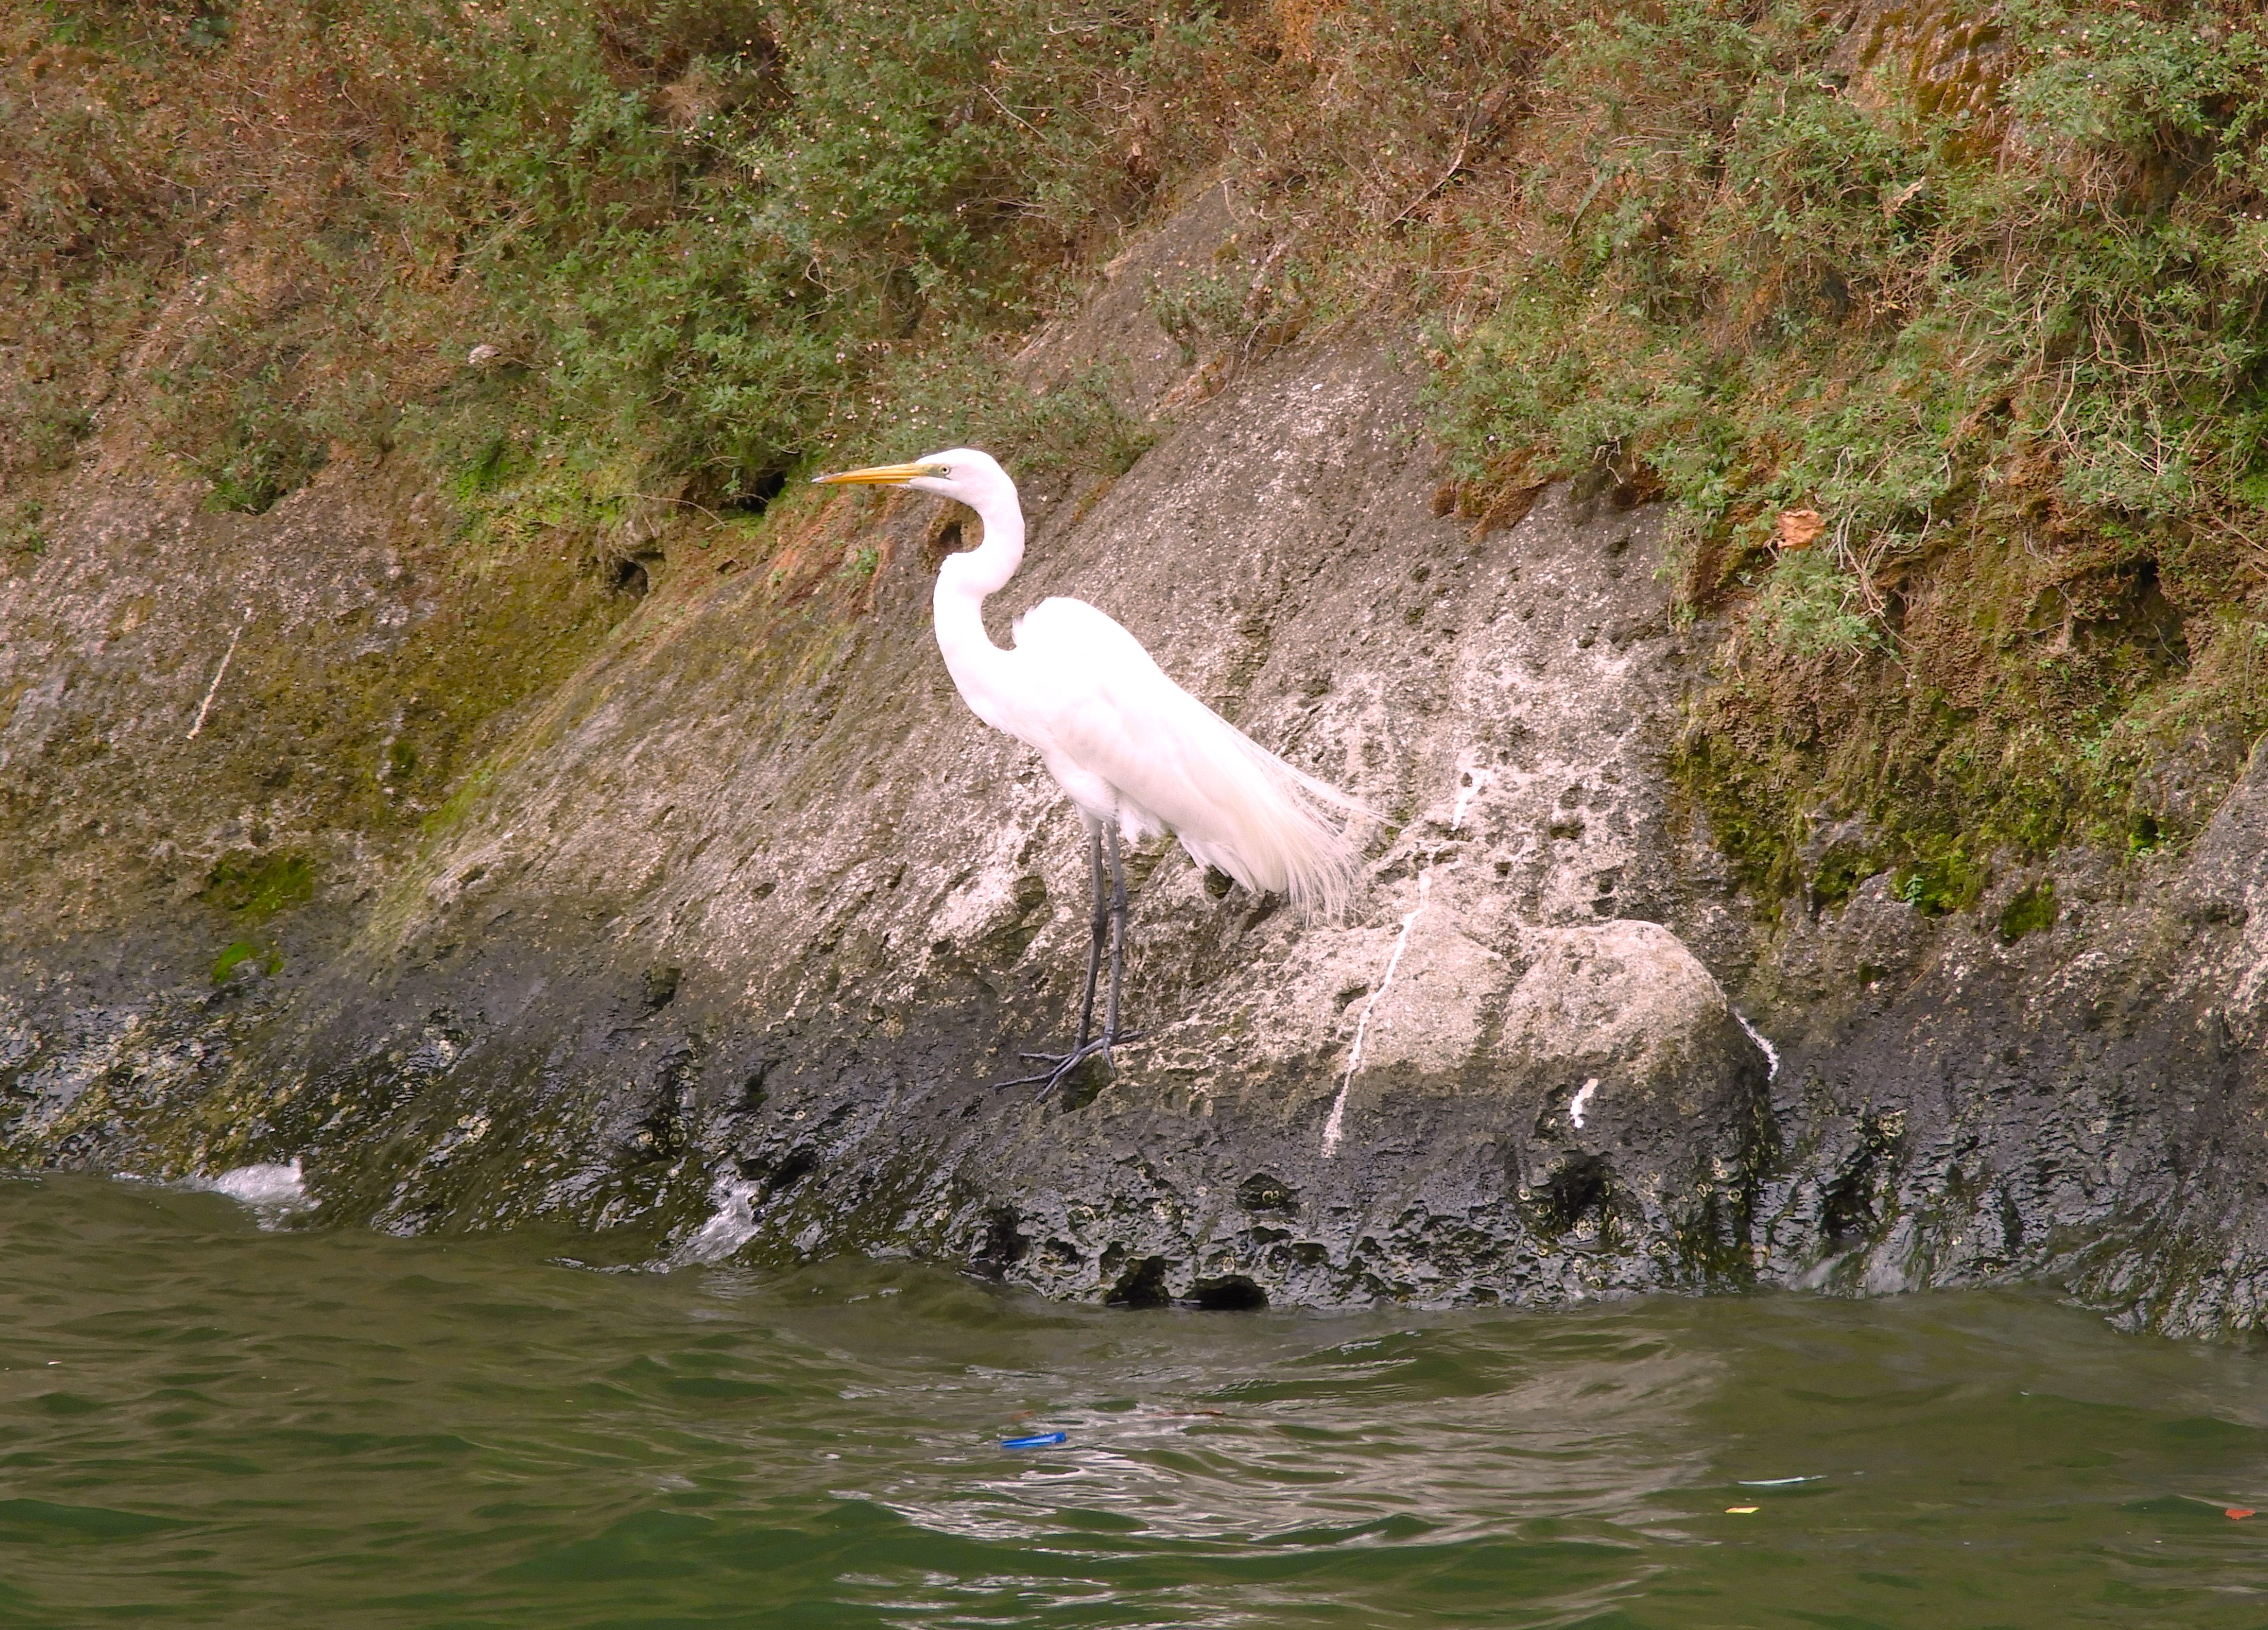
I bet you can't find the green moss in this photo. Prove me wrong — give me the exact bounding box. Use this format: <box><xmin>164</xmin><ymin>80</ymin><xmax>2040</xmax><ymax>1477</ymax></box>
<box><xmin>1892</xmin><ymin>848</ymin><xmax>1987</xmax><ymax>918</ymax></box>
<box><xmin>450</xmin><ymin>434</ymin><xmax>530</xmax><ymax>505</ymax></box>
<box><xmin>199</xmin><ymin>851</ymin><xmax>317</xmax><ymax>918</ymax></box>
<box><xmin>1807</xmin><ymin>843</ymin><xmax>1888</xmax><ymax>915</ymax></box>
<box><xmin>418</xmin><ymin>765</ymin><xmax>498</xmax><ymax>841</ymax></box>
<box><xmin>191</xmin><ymin>390</ymin><xmax>327</xmax><ymax>514</ymax></box>
<box><xmin>209</xmin><ymin>939</ymin><xmax>281</xmax><ymax>984</ymax></box>
<box><xmin>1998</xmin><ymin>881</ymin><xmax>2059</xmax><ymax>943</ymax></box>
<box><xmin>1671</xmin><ymin>728</ymin><xmax>1806</xmax><ymax>911</ymax></box>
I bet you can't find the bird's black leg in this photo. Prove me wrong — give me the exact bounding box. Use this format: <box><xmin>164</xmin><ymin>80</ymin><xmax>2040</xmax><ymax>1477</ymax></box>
<box><xmin>1100</xmin><ymin>820</ymin><xmax>1128</xmax><ymax>1068</ymax></box>
<box><xmin>1000</xmin><ymin>818</ymin><xmax>1143</xmax><ymax>1093</ymax></box>
<box><xmin>1073</xmin><ymin>821</ymin><xmax>1106</xmax><ymax>1055</ymax></box>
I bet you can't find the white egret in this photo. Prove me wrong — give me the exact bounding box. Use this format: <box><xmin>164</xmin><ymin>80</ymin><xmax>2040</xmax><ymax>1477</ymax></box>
<box><xmin>814</xmin><ymin>447</ymin><xmax>1368</xmax><ymax>1090</ymax></box>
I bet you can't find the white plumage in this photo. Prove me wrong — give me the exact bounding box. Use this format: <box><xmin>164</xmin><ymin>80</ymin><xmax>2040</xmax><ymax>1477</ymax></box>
<box><xmin>819</xmin><ymin>446</ymin><xmax>1366</xmax><ymax>906</ymax></box>
<box><xmin>1004</xmin><ymin>594</ymin><xmax>1365</xmax><ymax>913</ymax></box>
<box><xmin>814</xmin><ymin>445</ymin><xmax>1368</xmax><ymax>1086</ymax></box>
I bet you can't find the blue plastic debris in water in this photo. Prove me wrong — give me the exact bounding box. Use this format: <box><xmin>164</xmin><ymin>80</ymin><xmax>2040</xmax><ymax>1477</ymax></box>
<box><xmin>1001</xmin><ymin>1431</ymin><xmax>1068</xmax><ymax>1449</ymax></box>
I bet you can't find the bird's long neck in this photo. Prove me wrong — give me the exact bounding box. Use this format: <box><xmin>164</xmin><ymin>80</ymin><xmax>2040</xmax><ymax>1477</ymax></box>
<box><xmin>930</xmin><ymin>488</ymin><xmax>1026</xmax><ymax>723</ymax></box>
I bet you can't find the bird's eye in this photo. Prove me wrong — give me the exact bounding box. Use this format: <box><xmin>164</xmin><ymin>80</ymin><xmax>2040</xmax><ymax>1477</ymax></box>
<box><xmin>935</xmin><ymin>465</ymin><xmax>952</xmax><ymax>477</ymax></box>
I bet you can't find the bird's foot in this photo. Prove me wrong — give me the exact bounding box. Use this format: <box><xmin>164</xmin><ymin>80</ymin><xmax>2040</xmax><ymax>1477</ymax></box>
<box><xmin>997</xmin><ymin>1031</ymin><xmax>1146</xmax><ymax>1093</ymax></box>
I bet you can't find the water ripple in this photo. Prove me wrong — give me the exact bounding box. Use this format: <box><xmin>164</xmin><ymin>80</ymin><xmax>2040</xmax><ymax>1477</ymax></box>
<box><xmin>3</xmin><ymin>1174</ymin><xmax>2268</xmax><ymax>1627</ymax></box>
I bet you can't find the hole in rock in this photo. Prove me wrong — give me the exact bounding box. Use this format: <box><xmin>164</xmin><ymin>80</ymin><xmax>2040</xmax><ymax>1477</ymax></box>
<box><xmin>1040</xmin><ymin>1238</ymin><xmax>1083</xmax><ymax>1270</ymax></box>
<box><xmin>642</xmin><ymin>965</ymin><xmax>683</xmax><ymax>1010</ymax></box>
<box><xmin>967</xmin><ymin>1209</ymin><xmax>1029</xmax><ymax>1279</ymax></box>
<box><xmin>611</xmin><ymin>555</ymin><xmax>653</xmax><ymax>598</ymax></box>
<box><xmin>1537</xmin><ymin>1154</ymin><xmax>1614</xmax><ymax>1237</ymax></box>
<box><xmin>921</xmin><ymin>515</ymin><xmax>964</xmax><ymax>570</ymax></box>
<box><xmin>1236</xmin><ymin>1173</ymin><xmax>1299</xmax><ymax>1214</ymax></box>
<box><xmin>1820</xmin><ymin>1163</ymin><xmax>1879</xmax><ymax>1247</ymax></box>
<box><xmin>725</xmin><ymin>468</ymin><xmax>789</xmax><ymax>516</ymax></box>
<box><xmin>738</xmin><ymin>1149</ymin><xmax>815</xmax><ymax>1190</ymax></box>
<box><xmin>1189</xmin><ymin>1276</ymin><xmax>1267</xmax><ymax>1311</ymax></box>
<box><xmin>1105</xmin><ymin>1255</ymin><xmax>1172</xmax><ymax>1308</ymax></box>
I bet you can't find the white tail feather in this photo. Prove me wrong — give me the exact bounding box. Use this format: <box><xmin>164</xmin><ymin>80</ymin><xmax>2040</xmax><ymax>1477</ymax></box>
<box><xmin>1145</xmin><ymin>692</ymin><xmax>1370</xmax><ymax>917</ymax></box>
<box><xmin>1002</xmin><ymin>594</ymin><xmax>1370</xmax><ymax>915</ymax></box>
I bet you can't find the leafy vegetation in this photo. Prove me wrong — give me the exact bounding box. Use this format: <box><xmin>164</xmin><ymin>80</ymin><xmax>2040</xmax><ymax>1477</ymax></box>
<box><xmin>1415</xmin><ymin>0</ymin><xmax>2268</xmax><ymax>905</ymax></box>
<box><xmin>3</xmin><ymin>0</ymin><xmax>1197</xmax><ymax>519</ymax></box>
<box><xmin>7</xmin><ymin>0</ymin><xmax>2267</xmax><ymax>921</ymax></box>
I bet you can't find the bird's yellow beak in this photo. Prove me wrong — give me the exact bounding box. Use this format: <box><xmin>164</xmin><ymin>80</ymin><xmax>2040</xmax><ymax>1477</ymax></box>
<box><xmin>811</xmin><ymin>461</ymin><xmax>932</xmax><ymax>486</ymax></box>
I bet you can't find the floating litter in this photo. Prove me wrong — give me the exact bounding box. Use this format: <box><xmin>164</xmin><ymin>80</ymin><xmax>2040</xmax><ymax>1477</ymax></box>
<box><xmin>1725</xmin><ymin>1506</ymin><xmax>1760</xmax><ymax>1515</ymax></box>
<box><xmin>2229</xmin><ymin>1508</ymin><xmax>2256</xmax><ymax>1520</ymax></box>
<box><xmin>1001</xmin><ymin>1431</ymin><xmax>1067</xmax><ymax>1450</ymax></box>
<box><xmin>1737</xmin><ymin>1476</ymin><xmax>1823</xmax><ymax>1487</ymax></box>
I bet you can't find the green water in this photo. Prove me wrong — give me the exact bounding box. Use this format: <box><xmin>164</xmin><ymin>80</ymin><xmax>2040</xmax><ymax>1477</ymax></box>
<box><xmin>5</xmin><ymin>1176</ymin><xmax>2268</xmax><ymax>1628</ymax></box>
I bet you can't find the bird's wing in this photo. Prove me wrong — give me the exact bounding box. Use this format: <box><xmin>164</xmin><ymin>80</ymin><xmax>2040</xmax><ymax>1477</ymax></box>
<box><xmin>1012</xmin><ymin>597</ymin><xmax>1366</xmax><ymax>913</ymax></box>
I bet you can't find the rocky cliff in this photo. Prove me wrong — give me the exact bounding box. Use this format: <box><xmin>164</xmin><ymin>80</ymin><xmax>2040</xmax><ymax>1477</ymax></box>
<box><xmin>7</xmin><ymin>182</ymin><xmax>2268</xmax><ymax>1337</ymax></box>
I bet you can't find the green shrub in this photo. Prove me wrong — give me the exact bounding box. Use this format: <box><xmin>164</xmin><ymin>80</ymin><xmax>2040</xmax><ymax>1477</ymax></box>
<box><xmin>4</xmin><ymin>0</ymin><xmax>1210</xmax><ymax>520</ymax></box>
<box><xmin>1416</xmin><ymin>0</ymin><xmax>2268</xmax><ymax>908</ymax></box>
<box><xmin>1751</xmin><ymin>550</ymin><xmax>1884</xmax><ymax>659</ymax></box>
